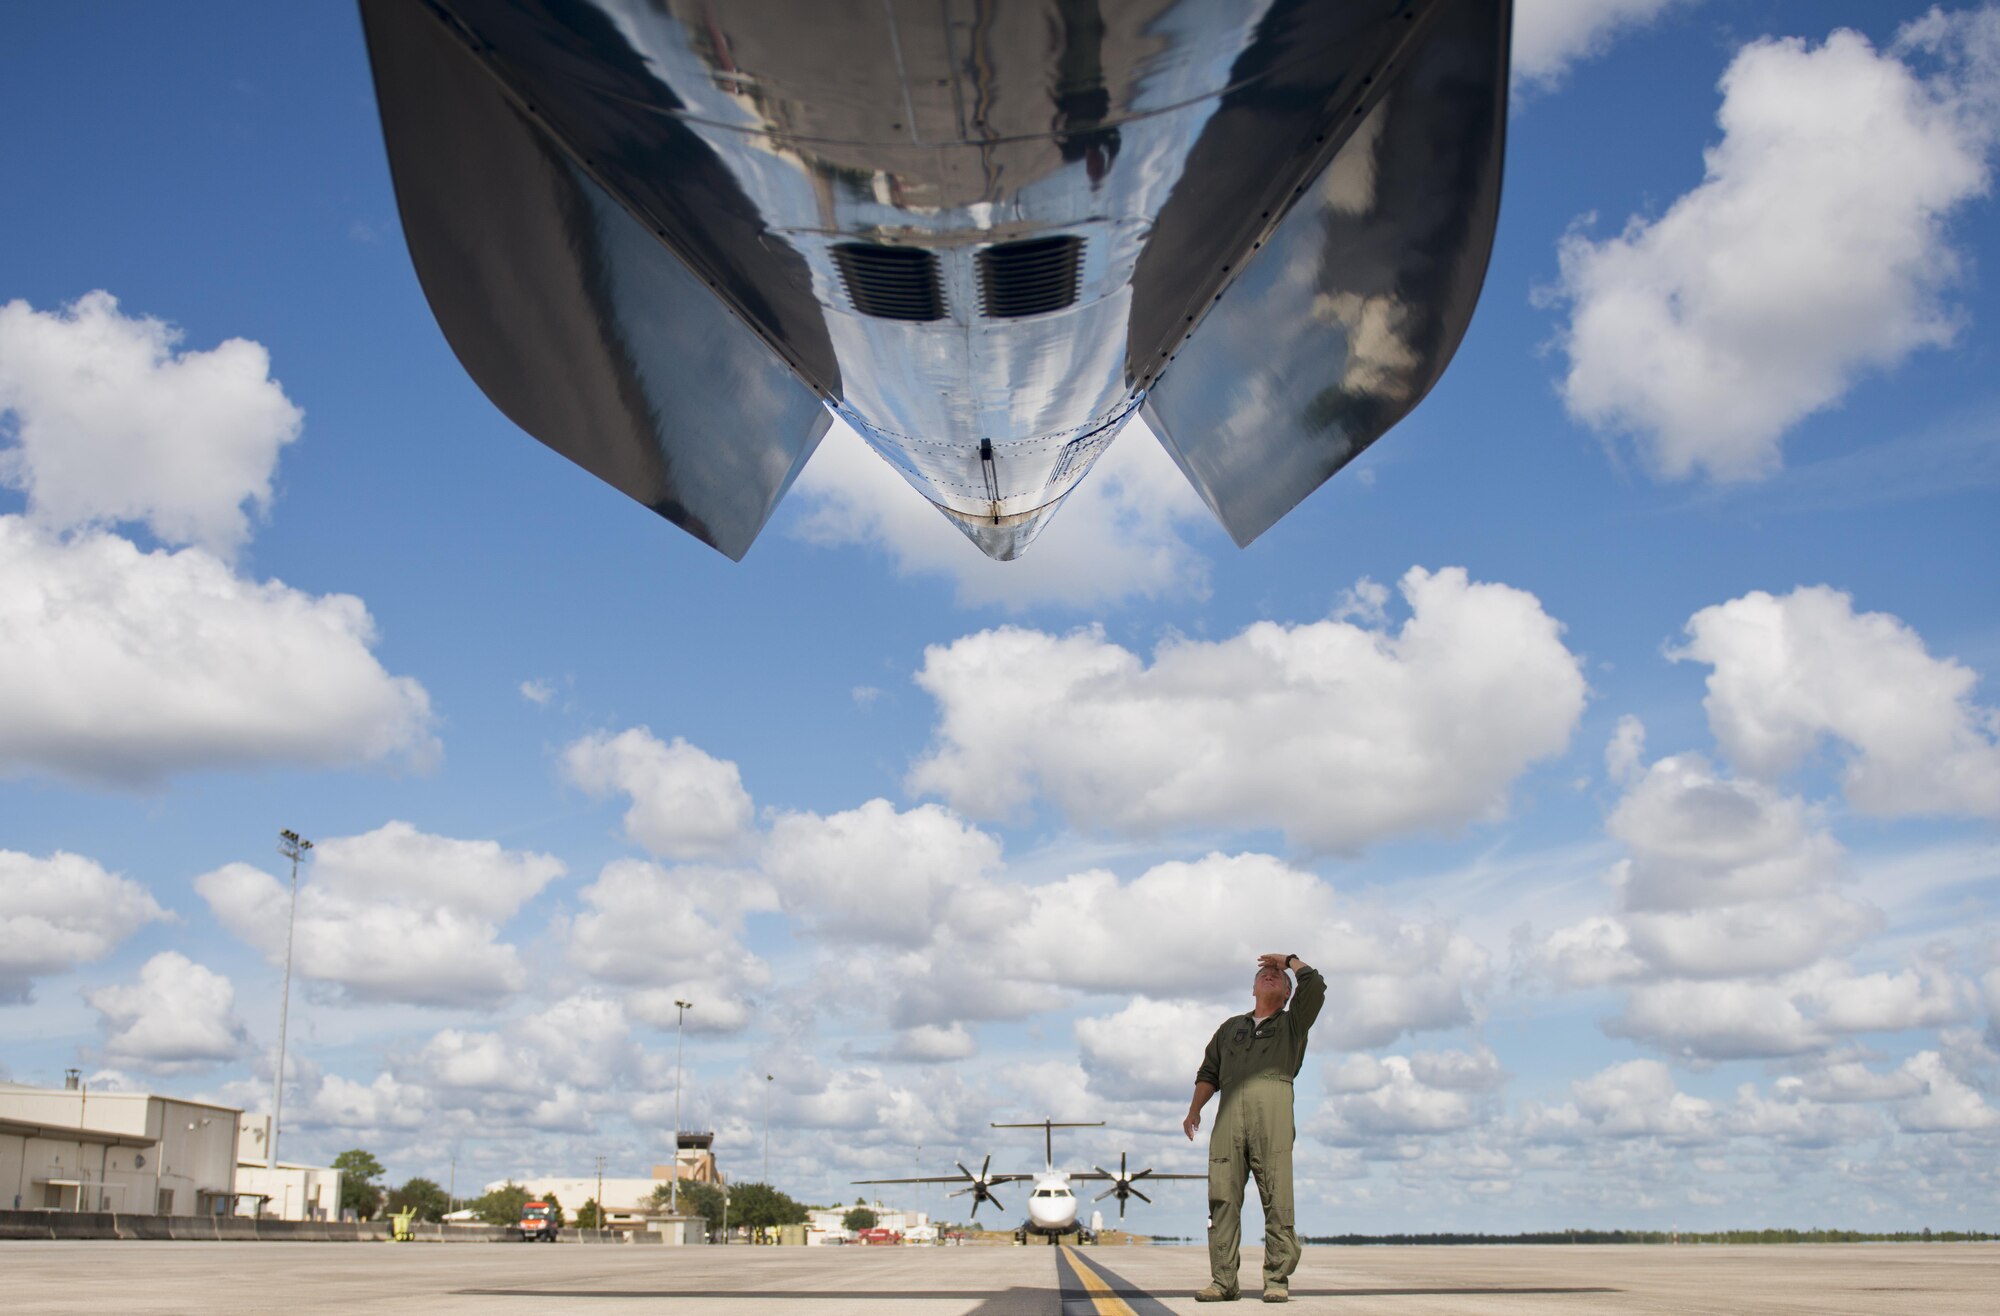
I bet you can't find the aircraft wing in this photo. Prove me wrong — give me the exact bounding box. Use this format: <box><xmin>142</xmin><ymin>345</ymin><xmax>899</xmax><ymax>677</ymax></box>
<box><xmin>1139</xmin><ymin>0</ymin><xmax>1511</xmax><ymax>546</ymax></box>
<box><xmin>1067</xmin><ymin>1171</ymin><xmax>1203</xmax><ymax>1182</ymax></box>
<box><xmin>359</xmin><ymin>0</ymin><xmax>833</xmax><ymax>561</ymax></box>
<box><xmin>851</xmin><ymin>1174</ymin><xmax>1034</xmax><ymax>1186</ymax></box>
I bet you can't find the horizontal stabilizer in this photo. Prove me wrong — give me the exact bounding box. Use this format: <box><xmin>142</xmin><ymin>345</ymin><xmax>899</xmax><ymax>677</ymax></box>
<box><xmin>360</xmin><ymin>0</ymin><xmax>831</xmax><ymax>560</ymax></box>
<box><xmin>1143</xmin><ymin>0</ymin><xmax>1510</xmax><ymax>547</ymax></box>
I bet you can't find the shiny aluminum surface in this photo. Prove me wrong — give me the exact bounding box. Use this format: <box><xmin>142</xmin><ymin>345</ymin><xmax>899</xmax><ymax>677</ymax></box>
<box><xmin>363</xmin><ymin>0</ymin><xmax>1510</xmax><ymax>560</ymax></box>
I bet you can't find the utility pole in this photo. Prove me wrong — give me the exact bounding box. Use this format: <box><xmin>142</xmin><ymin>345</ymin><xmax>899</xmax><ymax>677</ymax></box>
<box><xmin>671</xmin><ymin>998</ymin><xmax>693</xmax><ymax>1218</ymax></box>
<box><xmin>595</xmin><ymin>1154</ymin><xmax>605</xmax><ymax>1239</ymax></box>
<box><xmin>763</xmin><ymin>1074</ymin><xmax>774</xmax><ymax>1184</ymax></box>
<box><xmin>269</xmin><ymin>829</ymin><xmax>312</xmax><ymax>1170</ymax></box>
<box><xmin>449</xmin><ymin>1152</ymin><xmax>457</xmax><ymax>1214</ymax></box>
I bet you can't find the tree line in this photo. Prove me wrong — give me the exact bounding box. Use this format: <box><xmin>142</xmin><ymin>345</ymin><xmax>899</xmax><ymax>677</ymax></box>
<box><xmin>1304</xmin><ymin>1228</ymin><xmax>2000</xmax><ymax>1246</ymax></box>
<box><xmin>325</xmin><ymin>1149</ymin><xmax>816</xmax><ymax>1234</ymax></box>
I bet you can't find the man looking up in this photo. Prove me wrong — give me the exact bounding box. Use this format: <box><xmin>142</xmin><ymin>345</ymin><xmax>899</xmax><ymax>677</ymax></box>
<box><xmin>1183</xmin><ymin>952</ymin><xmax>1325</xmax><ymax>1303</ymax></box>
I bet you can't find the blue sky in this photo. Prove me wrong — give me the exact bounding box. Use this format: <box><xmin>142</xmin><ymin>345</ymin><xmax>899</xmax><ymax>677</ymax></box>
<box><xmin>2</xmin><ymin>0</ymin><xmax>1998</xmax><ymax>1233</ymax></box>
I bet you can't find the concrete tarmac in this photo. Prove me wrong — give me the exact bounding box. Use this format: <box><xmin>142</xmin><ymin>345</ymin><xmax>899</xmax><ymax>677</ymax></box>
<box><xmin>4</xmin><ymin>1240</ymin><xmax>1996</xmax><ymax>1314</ymax></box>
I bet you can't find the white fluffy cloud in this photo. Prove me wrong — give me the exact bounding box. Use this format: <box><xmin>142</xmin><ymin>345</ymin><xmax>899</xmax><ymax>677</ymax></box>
<box><xmin>562</xmin><ymin>728</ymin><xmax>754</xmax><ymax>859</ymax></box>
<box><xmin>1523</xmin><ymin>1059</ymin><xmax>1716</xmax><ymax>1144</ymax></box>
<box><xmin>563</xmin><ymin>859</ymin><xmax>769</xmax><ymax>1033</ymax></box>
<box><xmin>1610</xmin><ymin>961</ymin><xmax>1967</xmax><ymax>1061</ymax></box>
<box><xmin>1530</xmin><ymin>744</ymin><xmax>1975</xmax><ymax>1060</ymax></box>
<box><xmin>1317</xmin><ymin>1054</ymin><xmax>1489</xmax><ymax>1142</ymax></box>
<box><xmin>1675</xmin><ymin>585</ymin><xmax>2000</xmax><ymax>817</ymax></box>
<box><xmin>762</xmin><ymin>799</ymin><xmax>1003</xmax><ymax>947</ymax></box>
<box><xmin>0</xmin><ymin>520</ymin><xmax>436</xmax><ymax>787</ymax></box>
<box><xmin>196</xmin><ymin>821</ymin><xmax>564</xmax><ymax>1007</ymax></box>
<box><xmin>1551</xmin><ymin>12</ymin><xmax>2000</xmax><ymax>479</ymax></box>
<box><xmin>909</xmin><ymin>567</ymin><xmax>1585</xmax><ymax>851</ymax></box>
<box><xmin>1003</xmin><ymin>853</ymin><xmax>1489</xmax><ymax>1047</ymax></box>
<box><xmin>1897</xmin><ymin>1049</ymin><xmax>2000</xmax><ymax>1132</ymax></box>
<box><xmin>87</xmin><ymin>952</ymin><xmax>250</xmax><ymax>1072</ymax></box>
<box><xmin>788</xmin><ymin>418</ymin><xmax>1214</xmax><ymax>610</ymax></box>
<box><xmin>1514</xmin><ymin>0</ymin><xmax>1690</xmax><ymax>89</ymax></box>
<box><xmin>0</xmin><ymin>291</ymin><xmax>301</xmax><ymax>556</ymax></box>
<box><xmin>1076</xmin><ymin>998</ymin><xmax>1216</xmax><ymax>1102</ymax></box>
<box><xmin>0</xmin><ymin>849</ymin><xmax>167</xmax><ymax>1002</ymax></box>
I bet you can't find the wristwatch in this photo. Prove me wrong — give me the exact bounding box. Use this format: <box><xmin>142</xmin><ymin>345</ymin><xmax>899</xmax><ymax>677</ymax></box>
<box><xmin>1284</xmin><ymin>954</ymin><xmax>1300</xmax><ymax>969</ymax></box>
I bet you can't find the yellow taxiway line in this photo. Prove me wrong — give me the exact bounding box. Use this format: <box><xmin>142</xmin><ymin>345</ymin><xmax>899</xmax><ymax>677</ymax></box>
<box><xmin>1059</xmin><ymin>1246</ymin><xmax>1140</xmax><ymax>1316</ymax></box>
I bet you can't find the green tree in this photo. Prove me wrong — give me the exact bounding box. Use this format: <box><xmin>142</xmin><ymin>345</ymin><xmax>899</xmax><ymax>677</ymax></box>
<box><xmin>843</xmin><ymin>1206</ymin><xmax>878</xmax><ymax>1232</ymax></box>
<box><xmin>331</xmin><ymin>1149</ymin><xmax>385</xmax><ymax>1221</ymax></box>
<box><xmin>650</xmin><ymin>1180</ymin><xmax>725</xmax><ymax>1232</ymax></box>
<box><xmin>384</xmin><ymin>1177</ymin><xmax>450</xmax><ymax>1223</ymax></box>
<box><xmin>542</xmin><ymin>1191</ymin><xmax>565</xmax><ymax>1226</ymax></box>
<box><xmin>728</xmin><ymin>1182</ymin><xmax>808</xmax><ymax>1231</ymax></box>
<box><xmin>471</xmin><ymin>1181</ymin><xmax>531</xmax><ymax>1226</ymax></box>
<box><xmin>575</xmin><ymin>1199</ymin><xmax>603</xmax><ymax>1230</ymax></box>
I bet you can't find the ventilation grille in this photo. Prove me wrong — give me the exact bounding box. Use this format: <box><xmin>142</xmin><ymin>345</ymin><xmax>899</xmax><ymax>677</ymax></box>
<box><xmin>833</xmin><ymin>243</ymin><xmax>945</xmax><ymax>321</ymax></box>
<box><xmin>978</xmin><ymin>236</ymin><xmax>1083</xmax><ymax>318</ymax></box>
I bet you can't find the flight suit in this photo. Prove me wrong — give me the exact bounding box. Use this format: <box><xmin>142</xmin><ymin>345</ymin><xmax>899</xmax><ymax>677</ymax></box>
<box><xmin>1197</xmin><ymin>966</ymin><xmax>1325</xmax><ymax>1293</ymax></box>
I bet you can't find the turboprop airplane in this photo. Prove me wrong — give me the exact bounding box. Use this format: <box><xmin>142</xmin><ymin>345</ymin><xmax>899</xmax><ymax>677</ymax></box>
<box><xmin>360</xmin><ymin>0</ymin><xmax>1510</xmax><ymax>561</ymax></box>
<box><xmin>853</xmin><ymin>1119</ymin><xmax>1201</xmax><ymax>1241</ymax></box>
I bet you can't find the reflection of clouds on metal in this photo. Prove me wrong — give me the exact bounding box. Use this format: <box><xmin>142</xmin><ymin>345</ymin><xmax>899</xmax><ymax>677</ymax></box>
<box><xmin>361</xmin><ymin>0</ymin><xmax>1510</xmax><ymax>561</ymax></box>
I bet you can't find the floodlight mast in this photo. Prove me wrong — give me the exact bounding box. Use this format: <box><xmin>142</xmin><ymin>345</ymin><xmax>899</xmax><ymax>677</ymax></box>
<box><xmin>270</xmin><ymin>829</ymin><xmax>312</xmax><ymax>1170</ymax></box>
<box><xmin>671</xmin><ymin>998</ymin><xmax>693</xmax><ymax>1217</ymax></box>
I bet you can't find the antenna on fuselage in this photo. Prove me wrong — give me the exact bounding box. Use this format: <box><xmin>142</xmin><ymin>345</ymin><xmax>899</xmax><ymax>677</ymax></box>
<box><xmin>991</xmin><ymin>1119</ymin><xmax>1104</xmax><ymax>1171</ymax></box>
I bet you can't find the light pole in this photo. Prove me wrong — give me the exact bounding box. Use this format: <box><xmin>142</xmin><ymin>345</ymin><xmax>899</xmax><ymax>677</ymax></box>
<box><xmin>671</xmin><ymin>998</ymin><xmax>693</xmax><ymax>1217</ymax></box>
<box><xmin>763</xmin><ymin>1074</ymin><xmax>774</xmax><ymax>1185</ymax></box>
<box><xmin>595</xmin><ymin>1154</ymin><xmax>605</xmax><ymax>1239</ymax></box>
<box><xmin>269</xmin><ymin>829</ymin><xmax>312</xmax><ymax>1170</ymax></box>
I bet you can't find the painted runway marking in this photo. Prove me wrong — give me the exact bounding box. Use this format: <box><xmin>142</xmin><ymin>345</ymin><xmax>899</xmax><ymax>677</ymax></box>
<box><xmin>1058</xmin><ymin>1247</ymin><xmax>1175</xmax><ymax>1316</ymax></box>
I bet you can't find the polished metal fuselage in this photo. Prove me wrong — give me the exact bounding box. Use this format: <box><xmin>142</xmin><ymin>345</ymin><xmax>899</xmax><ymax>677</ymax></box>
<box><xmin>362</xmin><ymin>0</ymin><xmax>1509</xmax><ymax>559</ymax></box>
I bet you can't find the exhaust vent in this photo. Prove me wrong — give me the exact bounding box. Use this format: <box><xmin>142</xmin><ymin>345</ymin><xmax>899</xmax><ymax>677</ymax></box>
<box><xmin>833</xmin><ymin>243</ymin><xmax>946</xmax><ymax>321</ymax></box>
<box><xmin>978</xmin><ymin>236</ymin><xmax>1083</xmax><ymax>318</ymax></box>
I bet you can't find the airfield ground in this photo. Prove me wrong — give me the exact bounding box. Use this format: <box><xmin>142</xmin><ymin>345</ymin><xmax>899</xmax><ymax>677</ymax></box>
<box><xmin>5</xmin><ymin>1239</ymin><xmax>1995</xmax><ymax>1314</ymax></box>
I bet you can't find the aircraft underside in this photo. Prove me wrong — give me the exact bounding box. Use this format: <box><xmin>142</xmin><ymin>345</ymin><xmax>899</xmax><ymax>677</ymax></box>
<box><xmin>362</xmin><ymin>0</ymin><xmax>1510</xmax><ymax>560</ymax></box>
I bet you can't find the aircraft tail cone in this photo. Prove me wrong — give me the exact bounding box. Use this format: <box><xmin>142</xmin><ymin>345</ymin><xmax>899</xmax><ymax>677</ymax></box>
<box><xmin>933</xmin><ymin>497</ymin><xmax>1068</xmax><ymax>561</ymax></box>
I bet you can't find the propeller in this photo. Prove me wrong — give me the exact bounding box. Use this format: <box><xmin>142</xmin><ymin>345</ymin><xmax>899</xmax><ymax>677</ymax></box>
<box><xmin>947</xmin><ymin>1153</ymin><xmax>1006</xmax><ymax>1217</ymax></box>
<box><xmin>1090</xmin><ymin>1151</ymin><xmax>1155</xmax><ymax>1220</ymax></box>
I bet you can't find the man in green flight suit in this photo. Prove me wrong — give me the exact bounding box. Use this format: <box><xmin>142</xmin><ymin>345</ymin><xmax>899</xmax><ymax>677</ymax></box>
<box><xmin>1183</xmin><ymin>951</ymin><xmax>1325</xmax><ymax>1303</ymax></box>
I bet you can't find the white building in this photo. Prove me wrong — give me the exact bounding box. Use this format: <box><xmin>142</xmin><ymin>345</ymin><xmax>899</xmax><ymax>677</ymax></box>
<box><xmin>807</xmin><ymin>1201</ymin><xmax>930</xmax><ymax>1244</ymax></box>
<box><xmin>0</xmin><ymin>1077</ymin><xmax>238</xmax><ymax>1216</ymax></box>
<box><xmin>232</xmin><ymin>1115</ymin><xmax>341</xmax><ymax>1221</ymax></box>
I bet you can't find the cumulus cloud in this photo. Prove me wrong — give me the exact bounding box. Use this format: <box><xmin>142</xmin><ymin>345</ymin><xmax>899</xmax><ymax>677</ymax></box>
<box><xmin>197</xmin><ymin>821</ymin><xmax>564</xmax><ymax>1008</ymax></box>
<box><xmin>0</xmin><ymin>521</ymin><xmax>437</xmax><ymax>787</ymax></box>
<box><xmin>87</xmin><ymin>952</ymin><xmax>250</xmax><ymax>1072</ymax></box>
<box><xmin>1003</xmin><ymin>853</ymin><xmax>1489</xmax><ymax>1047</ymax></box>
<box><xmin>0</xmin><ymin>291</ymin><xmax>301</xmax><ymax>556</ymax></box>
<box><xmin>1522</xmin><ymin>1059</ymin><xmax>1716</xmax><ymax>1143</ymax></box>
<box><xmin>1526</xmin><ymin>744</ymin><xmax>1979</xmax><ymax>1060</ymax></box>
<box><xmin>0</xmin><ymin>849</ymin><xmax>168</xmax><ymax>1002</ymax></box>
<box><xmin>562</xmin><ymin>728</ymin><xmax>754</xmax><ymax>859</ymax></box>
<box><xmin>1897</xmin><ymin>1049</ymin><xmax>2000</xmax><ymax>1132</ymax></box>
<box><xmin>563</xmin><ymin>859</ymin><xmax>769</xmax><ymax>1033</ymax></box>
<box><xmin>788</xmin><ymin>418</ymin><xmax>1214</xmax><ymax>611</ymax></box>
<box><xmin>1514</xmin><ymin>0</ymin><xmax>1691</xmax><ymax>89</ymax></box>
<box><xmin>1609</xmin><ymin>961</ymin><xmax>1967</xmax><ymax>1061</ymax></box>
<box><xmin>1076</xmin><ymin>998</ymin><xmax>1216</xmax><ymax>1102</ymax></box>
<box><xmin>1316</xmin><ymin>1054</ymin><xmax>1488</xmax><ymax>1142</ymax></box>
<box><xmin>909</xmin><ymin>567</ymin><xmax>1586</xmax><ymax>851</ymax></box>
<box><xmin>1532</xmin><ymin>751</ymin><xmax>1873</xmax><ymax>992</ymax></box>
<box><xmin>1550</xmin><ymin>12</ymin><xmax>2000</xmax><ymax>479</ymax></box>
<box><xmin>762</xmin><ymin>799</ymin><xmax>1003</xmax><ymax>947</ymax></box>
<box><xmin>1674</xmin><ymin>585</ymin><xmax>2000</xmax><ymax>817</ymax></box>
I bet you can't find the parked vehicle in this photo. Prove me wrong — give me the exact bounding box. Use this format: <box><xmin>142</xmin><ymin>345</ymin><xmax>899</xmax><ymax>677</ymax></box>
<box><xmin>517</xmin><ymin>1201</ymin><xmax>561</xmax><ymax>1242</ymax></box>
